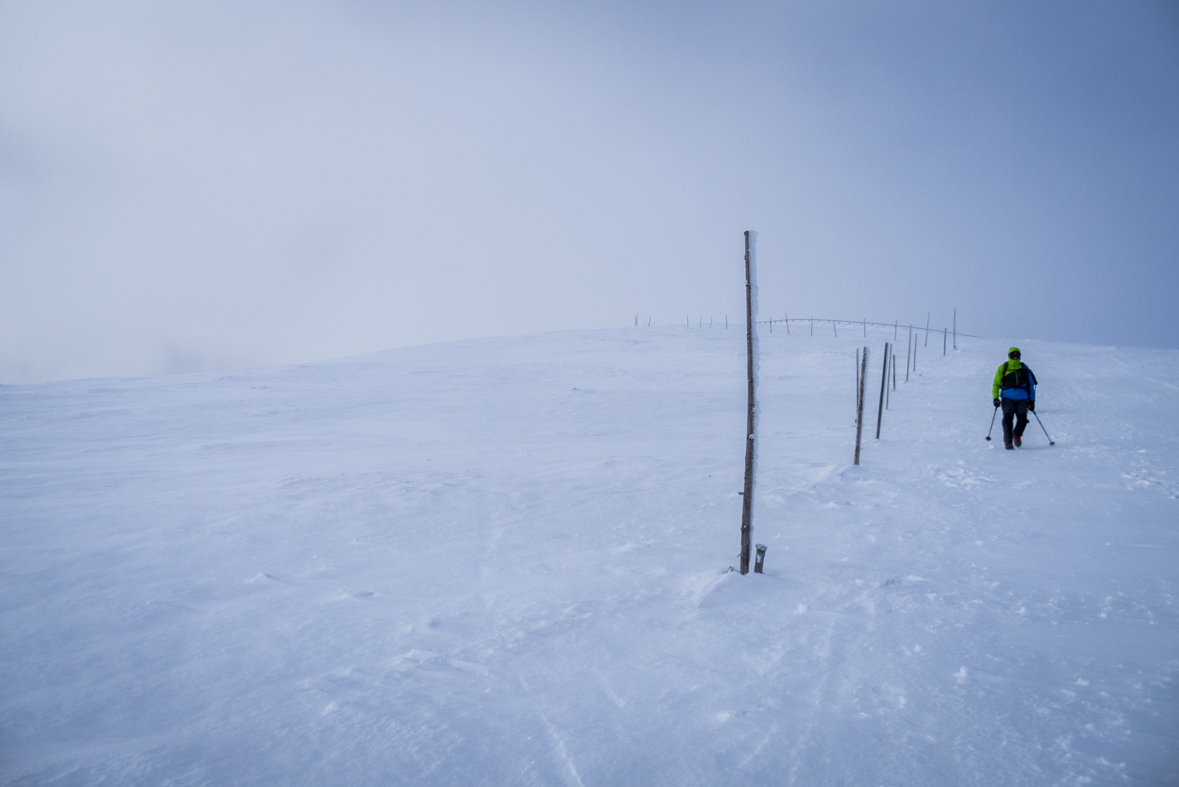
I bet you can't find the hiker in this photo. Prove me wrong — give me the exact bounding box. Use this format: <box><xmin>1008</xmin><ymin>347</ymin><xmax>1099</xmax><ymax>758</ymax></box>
<box><xmin>992</xmin><ymin>347</ymin><xmax>1037</xmax><ymax>449</ymax></box>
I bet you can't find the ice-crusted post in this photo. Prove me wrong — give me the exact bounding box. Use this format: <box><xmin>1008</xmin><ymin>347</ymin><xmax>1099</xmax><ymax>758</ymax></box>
<box><xmin>740</xmin><ymin>230</ymin><xmax>759</xmax><ymax>575</ymax></box>
<box><xmin>854</xmin><ymin>347</ymin><xmax>868</xmax><ymax>464</ymax></box>
<box><xmin>855</xmin><ymin>348</ymin><xmax>861</xmax><ymax>411</ymax></box>
<box><xmin>906</xmin><ymin>326</ymin><xmax>912</xmax><ymax>382</ymax></box>
<box><xmin>875</xmin><ymin>342</ymin><xmax>889</xmax><ymax>439</ymax></box>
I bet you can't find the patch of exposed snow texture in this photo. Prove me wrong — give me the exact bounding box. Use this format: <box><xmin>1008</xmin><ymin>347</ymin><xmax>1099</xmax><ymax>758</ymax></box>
<box><xmin>2</xmin><ymin>327</ymin><xmax>1177</xmax><ymax>785</ymax></box>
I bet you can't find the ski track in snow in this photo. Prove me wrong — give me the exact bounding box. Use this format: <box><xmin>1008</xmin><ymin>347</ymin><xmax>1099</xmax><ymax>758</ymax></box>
<box><xmin>1</xmin><ymin>328</ymin><xmax>1177</xmax><ymax>785</ymax></box>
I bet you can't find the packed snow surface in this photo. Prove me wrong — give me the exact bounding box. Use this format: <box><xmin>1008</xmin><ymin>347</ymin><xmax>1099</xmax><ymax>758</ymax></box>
<box><xmin>2</xmin><ymin>326</ymin><xmax>1177</xmax><ymax>785</ymax></box>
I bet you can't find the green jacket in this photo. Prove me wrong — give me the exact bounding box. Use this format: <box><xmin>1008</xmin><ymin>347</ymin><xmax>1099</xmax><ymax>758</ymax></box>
<box><xmin>992</xmin><ymin>360</ymin><xmax>1037</xmax><ymax>401</ymax></box>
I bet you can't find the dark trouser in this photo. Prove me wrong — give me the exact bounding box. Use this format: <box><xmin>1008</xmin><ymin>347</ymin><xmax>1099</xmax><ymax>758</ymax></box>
<box><xmin>1001</xmin><ymin>398</ymin><xmax>1029</xmax><ymax>445</ymax></box>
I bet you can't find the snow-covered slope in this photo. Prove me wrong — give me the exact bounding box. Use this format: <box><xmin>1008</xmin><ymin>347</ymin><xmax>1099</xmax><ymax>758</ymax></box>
<box><xmin>2</xmin><ymin>326</ymin><xmax>1177</xmax><ymax>786</ymax></box>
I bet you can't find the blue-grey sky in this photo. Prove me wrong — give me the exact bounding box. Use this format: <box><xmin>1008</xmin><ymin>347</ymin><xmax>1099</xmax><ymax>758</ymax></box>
<box><xmin>2</xmin><ymin>0</ymin><xmax>1177</xmax><ymax>382</ymax></box>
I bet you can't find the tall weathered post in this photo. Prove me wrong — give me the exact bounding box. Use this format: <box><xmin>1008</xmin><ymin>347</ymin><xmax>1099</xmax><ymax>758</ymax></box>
<box><xmin>875</xmin><ymin>341</ymin><xmax>889</xmax><ymax>439</ymax></box>
<box><xmin>855</xmin><ymin>348</ymin><xmax>861</xmax><ymax>412</ymax></box>
<box><xmin>740</xmin><ymin>231</ymin><xmax>759</xmax><ymax>575</ymax></box>
<box><xmin>905</xmin><ymin>326</ymin><xmax>912</xmax><ymax>381</ymax></box>
<box><xmin>854</xmin><ymin>347</ymin><xmax>868</xmax><ymax>464</ymax></box>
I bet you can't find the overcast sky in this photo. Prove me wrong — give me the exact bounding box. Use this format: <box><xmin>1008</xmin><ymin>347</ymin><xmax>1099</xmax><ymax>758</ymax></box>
<box><xmin>2</xmin><ymin>0</ymin><xmax>1177</xmax><ymax>383</ymax></box>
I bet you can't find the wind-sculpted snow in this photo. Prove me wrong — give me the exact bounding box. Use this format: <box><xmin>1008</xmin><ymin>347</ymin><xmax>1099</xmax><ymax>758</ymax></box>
<box><xmin>1</xmin><ymin>328</ymin><xmax>1176</xmax><ymax>785</ymax></box>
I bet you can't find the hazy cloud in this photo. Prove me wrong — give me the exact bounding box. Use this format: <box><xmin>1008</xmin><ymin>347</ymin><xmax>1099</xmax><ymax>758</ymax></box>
<box><xmin>2</xmin><ymin>0</ymin><xmax>1177</xmax><ymax>382</ymax></box>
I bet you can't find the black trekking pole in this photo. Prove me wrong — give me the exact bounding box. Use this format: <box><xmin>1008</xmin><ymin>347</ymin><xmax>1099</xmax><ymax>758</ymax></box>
<box><xmin>985</xmin><ymin>404</ymin><xmax>998</xmax><ymax>441</ymax></box>
<box><xmin>1031</xmin><ymin>409</ymin><xmax>1055</xmax><ymax>445</ymax></box>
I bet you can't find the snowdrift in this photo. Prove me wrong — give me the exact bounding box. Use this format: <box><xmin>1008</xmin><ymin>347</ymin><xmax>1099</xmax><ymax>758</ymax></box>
<box><xmin>2</xmin><ymin>326</ymin><xmax>1177</xmax><ymax>785</ymax></box>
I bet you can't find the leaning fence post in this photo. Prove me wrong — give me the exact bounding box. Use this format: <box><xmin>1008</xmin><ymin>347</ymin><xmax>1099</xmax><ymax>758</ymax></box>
<box><xmin>943</xmin><ymin>327</ymin><xmax>947</xmax><ymax>356</ymax></box>
<box><xmin>875</xmin><ymin>342</ymin><xmax>889</xmax><ymax>439</ymax></box>
<box><xmin>924</xmin><ymin>312</ymin><xmax>930</xmax><ymax>346</ymax></box>
<box><xmin>784</xmin><ymin>311</ymin><xmax>790</xmax><ymax>334</ymax></box>
<box><xmin>953</xmin><ymin>308</ymin><xmax>957</xmax><ymax>350</ymax></box>
<box><xmin>855</xmin><ymin>347</ymin><xmax>868</xmax><ymax>464</ymax></box>
<box><xmin>858</xmin><ymin>348</ymin><xmax>867</xmax><ymax>412</ymax></box>
<box><xmin>905</xmin><ymin>326</ymin><xmax>912</xmax><ymax>381</ymax></box>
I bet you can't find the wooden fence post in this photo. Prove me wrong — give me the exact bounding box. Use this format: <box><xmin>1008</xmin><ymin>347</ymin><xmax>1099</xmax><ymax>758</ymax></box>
<box><xmin>858</xmin><ymin>348</ymin><xmax>867</xmax><ymax>414</ymax></box>
<box><xmin>906</xmin><ymin>326</ymin><xmax>912</xmax><ymax>381</ymax></box>
<box><xmin>739</xmin><ymin>231</ymin><xmax>757</xmax><ymax>575</ymax></box>
<box><xmin>925</xmin><ymin>312</ymin><xmax>930</xmax><ymax>346</ymax></box>
<box><xmin>876</xmin><ymin>342</ymin><xmax>889</xmax><ymax>439</ymax></box>
<box><xmin>953</xmin><ymin>308</ymin><xmax>957</xmax><ymax>350</ymax></box>
<box><xmin>855</xmin><ymin>347</ymin><xmax>867</xmax><ymax>464</ymax></box>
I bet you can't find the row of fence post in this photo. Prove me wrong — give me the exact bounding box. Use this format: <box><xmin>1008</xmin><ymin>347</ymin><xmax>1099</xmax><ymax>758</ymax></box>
<box><xmin>648</xmin><ymin>313</ymin><xmax>964</xmax><ymax>347</ymax></box>
<box><xmin>854</xmin><ymin>317</ymin><xmax>953</xmax><ymax>464</ymax></box>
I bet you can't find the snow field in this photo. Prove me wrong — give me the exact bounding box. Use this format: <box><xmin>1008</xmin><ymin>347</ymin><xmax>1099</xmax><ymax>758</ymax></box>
<box><xmin>1</xmin><ymin>326</ymin><xmax>1177</xmax><ymax>785</ymax></box>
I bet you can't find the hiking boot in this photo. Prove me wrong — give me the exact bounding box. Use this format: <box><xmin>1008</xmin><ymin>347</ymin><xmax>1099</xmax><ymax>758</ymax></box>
<box><xmin>1004</xmin><ymin>443</ymin><xmax>1014</xmax><ymax>450</ymax></box>
<box><xmin>1013</xmin><ymin>435</ymin><xmax>1022</xmax><ymax>447</ymax></box>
